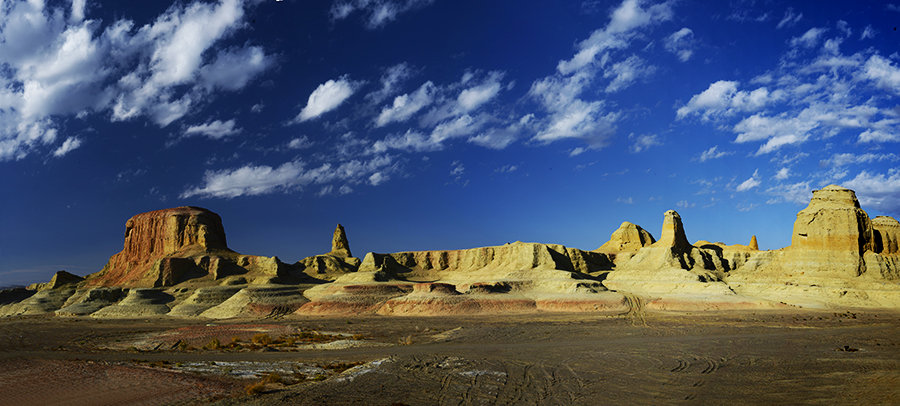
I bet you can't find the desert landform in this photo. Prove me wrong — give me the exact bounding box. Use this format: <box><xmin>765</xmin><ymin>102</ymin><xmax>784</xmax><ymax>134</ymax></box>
<box><xmin>1</xmin><ymin>184</ymin><xmax>899</xmax><ymax>405</ymax></box>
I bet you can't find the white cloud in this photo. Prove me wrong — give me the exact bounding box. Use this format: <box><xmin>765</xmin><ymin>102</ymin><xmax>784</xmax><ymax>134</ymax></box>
<box><xmin>844</xmin><ymin>169</ymin><xmax>900</xmax><ymax>213</ymax></box>
<box><xmin>183</xmin><ymin>119</ymin><xmax>240</xmax><ymax>139</ymax></box>
<box><xmin>861</xmin><ymin>25</ymin><xmax>875</xmax><ymax>40</ymax></box>
<box><xmin>766</xmin><ymin>181</ymin><xmax>812</xmax><ymax>204</ymax></box>
<box><xmin>287</xmin><ymin>136</ymin><xmax>313</xmax><ymax>149</ymax></box>
<box><xmin>52</xmin><ymin>136</ymin><xmax>82</xmax><ymax>157</ymax></box>
<box><xmin>604</xmin><ymin>55</ymin><xmax>656</xmax><ymax>92</ymax></box>
<box><xmin>774</xmin><ymin>167</ymin><xmax>790</xmax><ymax>180</ymax></box>
<box><xmin>182</xmin><ymin>161</ymin><xmax>307</xmax><ymax>198</ymax></box>
<box><xmin>736</xmin><ymin>169</ymin><xmax>761</xmax><ymax>191</ymax></box>
<box><xmin>0</xmin><ymin>0</ymin><xmax>271</xmax><ymax>160</ymax></box>
<box><xmin>495</xmin><ymin>164</ymin><xmax>518</xmax><ymax>173</ymax></box>
<box><xmin>617</xmin><ymin>196</ymin><xmax>634</xmax><ymax>204</ymax></box>
<box><xmin>570</xmin><ymin>147</ymin><xmax>586</xmax><ymax>157</ymax></box>
<box><xmin>529</xmin><ymin>0</ymin><xmax>672</xmax><ymax>150</ymax></box>
<box><xmin>331</xmin><ymin>0</ymin><xmax>435</xmax><ymax>29</ymax></box>
<box><xmin>697</xmin><ymin>145</ymin><xmax>732</xmax><ymax>162</ymax></box>
<box><xmin>532</xmin><ymin>99</ymin><xmax>618</xmax><ymax>147</ymax></box>
<box><xmin>430</xmin><ymin>114</ymin><xmax>483</xmax><ymax>144</ymax></box>
<box><xmin>468</xmin><ymin>119</ymin><xmax>525</xmax><ymax>150</ymax></box>
<box><xmin>820</xmin><ymin>152</ymin><xmax>898</xmax><ymax>167</ymax></box>
<box><xmin>677</xmin><ymin>81</ymin><xmax>782</xmax><ymax>120</ymax></box>
<box><xmin>789</xmin><ymin>27</ymin><xmax>826</xmax><ymax>48</ymax></box>
<box><xmin>628</xmin><ymin>133</ymin><xmax>661</xmax><ymax>152</ymax></box>
<box><xmin>605</xmin><ymin>0</ymin><xmax>673</xmax><ymax>34</ymax></box>
<box><xmin>296</xmin><ymin>76</ymin><xmax>358</xmax><ymax>122</ymax></box>
<box><xmin>457</xmin><ymin>76</ymin><xmax>502</xmax><ymax>111</ymax></box>
<box><xmin>0</xmin><ymin>120</ymin><xmax>58</xmax><ymax>161</ymax></box>
<box><xmin>776</xmin><ymin>7</ymin><xmax>802</xmax><ymax>29</ymax></box>
<box><xmin>366</xmin><ymin>63</ymin><xmax>413</xmax><ymax>103</ymax></box>
<box><xmin>368</xmin><ymin>171</ymin><xmax>387</xmax><ymax>185</ymax></box>
<box><xmin>375</xmin><ymin>81</ymin><xmax>435</xmax><ymax>127</ymax></box>
<box><xmin>859</xmin><ymin>129</ymin><xmax>899</xmax><ymax>143</ymax></box>
<box><xmin>862</xmin><ymin>55</ymin><xmax>900</xmax><ymax>94</ymax></box>
<box><xmin>676</xmin><ymin>200</ymin><xmax>695</xmax><ymax>208</ymax></box>
<box><xmin>450</xmin><ymin>161</ymin><xmax>465</xmax><ymax>176</ymax></box>
<box><xmin>182</xmin><ymin>155</ymin><xmax>395</xmax><ymax>198</ymax></box>
<box><xmin>199</xmin><ymin>46</ymin><xmax>272</xmax><ymax>91</ymax></box>
<box><xmin>664</xmin><ymin>28</ymin><xmax>694</xmax><ymax>62</ymax></box>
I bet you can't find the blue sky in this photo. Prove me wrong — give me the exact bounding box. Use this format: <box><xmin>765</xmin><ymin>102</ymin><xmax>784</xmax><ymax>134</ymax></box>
<box><xmin>1</xmin><ymin>0</ymin><xmax>899</xmax><ymax>286</ymax></box>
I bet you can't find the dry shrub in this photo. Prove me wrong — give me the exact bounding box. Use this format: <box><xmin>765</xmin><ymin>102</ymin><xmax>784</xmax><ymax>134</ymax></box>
<box><xmin>262</xmin><ymin>372</ymin><xmax>282</xmax><ymax>384</ymax></box>
<box><xmin>252</xmin><ymin>333</ymin><xmax>272</xmax><ymax>346</ymax></box>
<box><xmin>399</xmin><ymin>335</ymin><xmax>413</xmax><ymax>345</ymax></box>
<box><xmin>203</xmin><ymin>338</ymin><xmax>220</xmax><ymax>350</ymax></box>
<box><xmin>245</xmin><ymin>381</ymin><xmax>266</xmax><ymax>396</ymax></box>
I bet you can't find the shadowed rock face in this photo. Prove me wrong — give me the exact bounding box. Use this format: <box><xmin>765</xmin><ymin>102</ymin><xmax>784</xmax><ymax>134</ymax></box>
<box><xmin>873</xmin><ymin>216</ymin><xmax>900</xmax><ymax>255</ymax></box>
<box><xmin>654</xmin><ymin>210</ymin><xmax>692</xmax><ymax>252</ymax></box>
<box><xmin>86</xmin><ymin>207</ymin><xmax>233</xmax><ymax>287</ymax></box>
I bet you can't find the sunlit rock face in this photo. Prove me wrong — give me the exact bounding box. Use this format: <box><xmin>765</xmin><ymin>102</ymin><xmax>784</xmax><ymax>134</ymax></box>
<box><xmin>86</xmin><ymin>207</ymin><xmax>233</xmax><ymax>288</ymax></box>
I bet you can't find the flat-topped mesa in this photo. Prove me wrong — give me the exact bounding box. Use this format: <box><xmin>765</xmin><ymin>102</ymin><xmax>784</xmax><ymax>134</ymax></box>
<box><xmin>123</xmin><ymin>206</ymin><xmax>229</xmax><ymax>256</ymax></box>
<box><xmin>595</xmin><ymin>222</ymin><xmax>655</xmax><ymax>253</ymax></box>
<box><xmin>791</xmin><ymin>185</ymin><xmax>874</xmax><ymax>253</ymax></box>
<box><xmin>653</xmin><ymin>210</ymin><xmax>692</xmax><ymax>252</ymax></box>
<box><xmin>873</xmin><ymin>216</ymin><xmax>900</xmax><ymax>255</ymax></box>
<box><xmin>86</xmin><ymin>207</ymin><xmax>234</xmax><ymax>287</ymax></box>
<box><xmin>330</xmin><ymin>224</ymin><xmax>352</xmax><ymax>258</ymax></box>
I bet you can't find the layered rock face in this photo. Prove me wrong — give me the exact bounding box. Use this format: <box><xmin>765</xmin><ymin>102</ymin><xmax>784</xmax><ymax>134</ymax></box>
<box><xmin>86</xmin><ymin>207</ymin><xmax>233</xmax><ymax>287</ymax></box>
<box><xmin>356</xmin><ymin>241</ymin><xmax>613</xmax><ymax>280</ymax></box>
<box><xmin>791</xmin><ymin>185</ymin><xmax>874</xmax><ymax>253</ymax></box>
<box><xmin>7</xmin><ymin>184</ymin><xmax>900</xmax><ymax>319</ymax></box>
<box><xmin>728</xmin><ymin>185</ymin><xmax>900</xmax><ymax>308</ymax></box>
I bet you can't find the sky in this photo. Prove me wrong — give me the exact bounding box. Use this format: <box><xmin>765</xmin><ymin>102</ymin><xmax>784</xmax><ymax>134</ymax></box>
<box><xmin>1</xmin><ymin>0</ymin><xmax>899</xmax><ymax>286</ymax></box>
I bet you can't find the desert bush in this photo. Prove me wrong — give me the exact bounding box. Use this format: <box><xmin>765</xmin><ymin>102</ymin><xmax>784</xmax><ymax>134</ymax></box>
<box><xmin>262</xmin><ymin>372</ymin><xmax>282</xmax><ymax>384</ymax></box>
<box><xmin>245</xmin><ymin>381</ymin><xmax>266</xmax><ymax>396</ymax></box>
<box><xmin>251</xmin><ymin>333</ymin><xmax>272</xmax><ymax>346</ymax></box>
<box><xmin>203</xmin><ymin>338</ymin><xmax>220</xmax><ymax>350</ymax></box>
<box><xmin>399</xmin><ymin>335</ymin><xmax>413</xmax><ymax>345</ymax></box>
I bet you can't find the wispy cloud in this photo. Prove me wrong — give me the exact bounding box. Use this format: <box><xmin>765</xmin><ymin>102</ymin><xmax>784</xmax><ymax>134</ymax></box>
<box><xmin>296</xmin><ymin>76</ymin><xmax>360</xmax><ymax>122</ymax></box>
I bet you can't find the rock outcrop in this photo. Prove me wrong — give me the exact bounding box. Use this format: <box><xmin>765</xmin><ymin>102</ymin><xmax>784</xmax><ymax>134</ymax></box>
<box><xmin>602</xmin><ymin>210</ymin><xmax>735</xmax><ymax>297</ymax></box>
<box><xmin>83</xmin><ymin>206</ymin><xmax>323</xmax><ymax>288</ymax></box>
<box><xmin>86</xmin><ymin>207</ymin><xmax>233</xmax><ymax>287</ymax></box>
<box><xmin>595</xmin><ymin>222</ymin><xmax>655</xmax><ymax>253</ymax></box>
<box><xmin>27</xmin><ymin>271</ymin><xmax>84</xmax><ymax>291</ymax></box>
<box><xmin>330</xmin><ymin>224</ymin><xmax>352</xmax><ymax>257</ymax></box>
<box><xmin>6</xmin><ymin>184</ymin><xmax>900</xmax><ymax>318</ymax></box>
<box><xmin>873</xmin><ymin>216</ymin><xmax>900</xmax><ymax>255</ymax></box>
<box><xmin>728</xmin><ymin>185</ymin><xmax>900</xmax><ymax>308</ymax></box>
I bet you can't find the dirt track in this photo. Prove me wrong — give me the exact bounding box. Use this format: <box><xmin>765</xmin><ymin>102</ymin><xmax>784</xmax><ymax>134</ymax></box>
<box><xmin>0</xmin><ymin>310</ymin><xmax>898</xmax><ymax>405</ymax></box>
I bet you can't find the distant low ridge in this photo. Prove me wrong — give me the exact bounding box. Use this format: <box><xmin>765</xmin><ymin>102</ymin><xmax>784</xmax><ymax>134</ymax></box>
<box><xmin>2</xmin><ymin>184</ymin><xmax>899</xmax><ymax>318</ymax></box>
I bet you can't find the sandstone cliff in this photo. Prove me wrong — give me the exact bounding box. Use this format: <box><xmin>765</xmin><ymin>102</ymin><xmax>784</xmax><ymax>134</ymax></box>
<box><xmin>728</xmin><ymin>185</ymin><xmax>900</xmax><ymax>308</ymax></box>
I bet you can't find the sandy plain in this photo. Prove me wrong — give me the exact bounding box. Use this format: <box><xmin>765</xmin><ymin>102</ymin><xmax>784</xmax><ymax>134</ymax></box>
<box><xmin>0</xmin><ymin>309</ymin><xmax>898</xmax><ymax>405</ymax></box>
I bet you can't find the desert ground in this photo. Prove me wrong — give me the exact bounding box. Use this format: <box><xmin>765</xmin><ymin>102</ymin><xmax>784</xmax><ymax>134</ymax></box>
<box><xmin>1</xmin><ymin>309</ymin><xmax>898</xmax><ymax>405</ymax></box>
